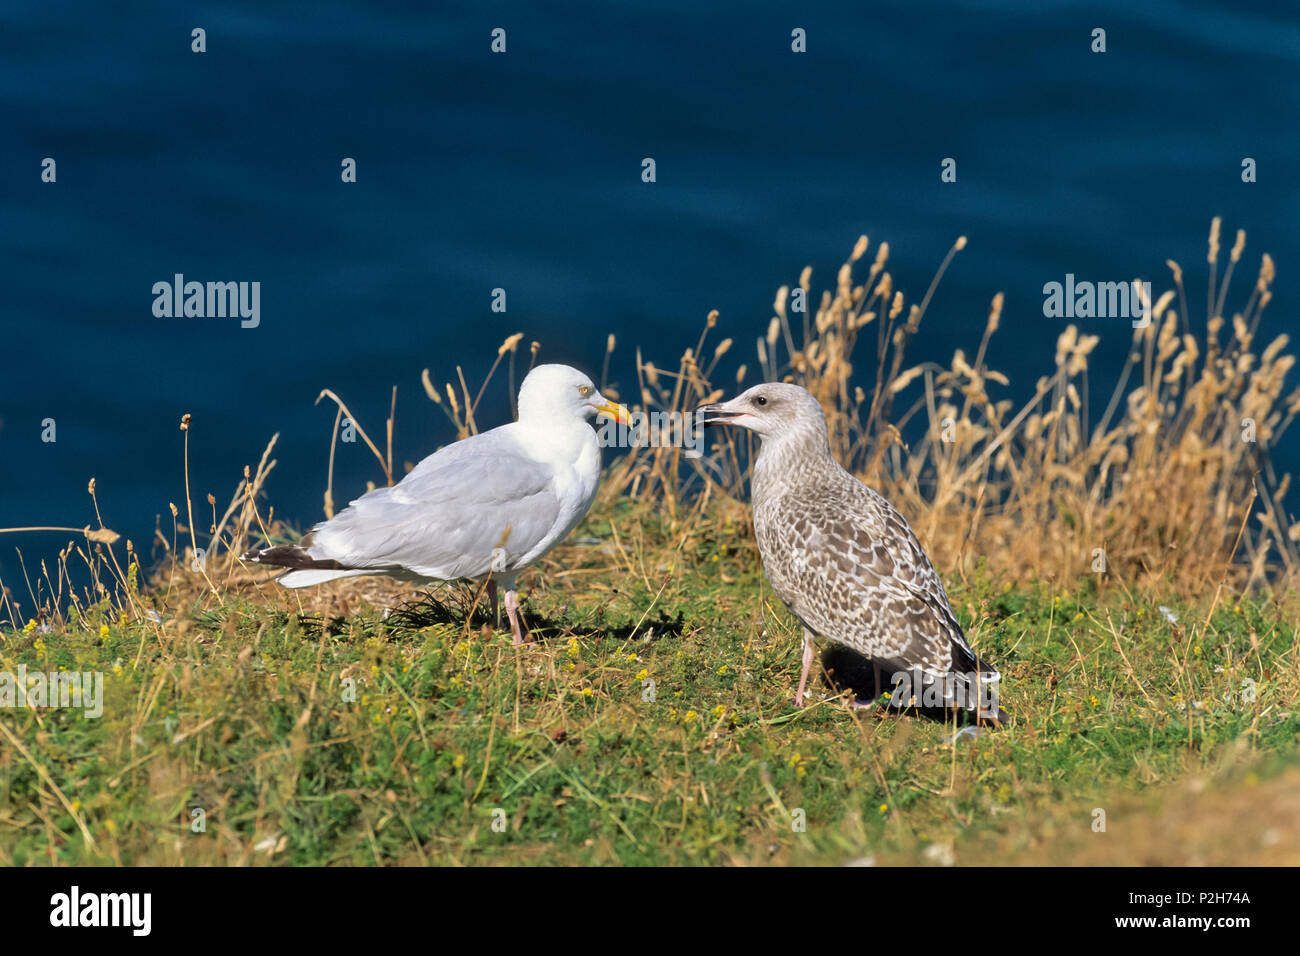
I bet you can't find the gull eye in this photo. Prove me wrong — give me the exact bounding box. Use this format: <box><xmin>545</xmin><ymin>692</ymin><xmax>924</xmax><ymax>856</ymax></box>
<box><xmin>578</xmin><ymin>385</ymin><xmax>593</xmax><ymax>397</ymax></box>
<box><xmin>754</xmin><ymin>395</ymin><xmax>768</xmax><ymax>407</ymax></box>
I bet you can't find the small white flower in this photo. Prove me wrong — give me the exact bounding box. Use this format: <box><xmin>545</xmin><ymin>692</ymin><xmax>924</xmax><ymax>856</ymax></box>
<box><xmin>254</xmin><ymin>835</ymin><xmax>279</xmax><ymax>853</ymax></box>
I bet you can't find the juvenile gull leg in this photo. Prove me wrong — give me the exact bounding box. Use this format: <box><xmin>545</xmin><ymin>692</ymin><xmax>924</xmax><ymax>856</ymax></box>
<box><xmin>794</xmin><ymin>627</ymin><xmax>816</xmax><ymax>706</ymax></box>
<box><xmin>849</xmin><ymin>662</ymin><xmax>886</xmax><ymax>711</ymax></box>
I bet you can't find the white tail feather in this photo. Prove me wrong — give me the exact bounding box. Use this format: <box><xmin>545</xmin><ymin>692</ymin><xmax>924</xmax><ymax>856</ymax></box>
<box><xmin>276</xmin><ymin>568</ymin><xmax>373</xmax><ymax>588</ymax></box>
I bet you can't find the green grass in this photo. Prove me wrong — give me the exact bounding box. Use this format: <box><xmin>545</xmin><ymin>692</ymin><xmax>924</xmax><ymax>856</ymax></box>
<box><xmin>1</xmin><ymin>501</ymin><xmax>1297</xmax><ymax>866</ymax></box>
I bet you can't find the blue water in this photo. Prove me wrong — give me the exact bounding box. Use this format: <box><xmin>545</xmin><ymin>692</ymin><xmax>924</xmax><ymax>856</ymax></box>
<box><xmin>2</xmin><ymin>1</ymin><xmax>1297</xmax><ymax>603</ymax></box>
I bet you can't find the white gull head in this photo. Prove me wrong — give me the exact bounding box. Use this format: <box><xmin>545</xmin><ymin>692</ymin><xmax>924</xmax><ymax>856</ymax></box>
<box><xmin>517</xmin><ymin>363</ymin><xmax>626</xmax><ymax>427</ymax></box>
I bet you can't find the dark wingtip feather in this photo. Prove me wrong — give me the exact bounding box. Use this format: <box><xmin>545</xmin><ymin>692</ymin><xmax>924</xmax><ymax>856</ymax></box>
<box><xmin>241</xmin><ymin>543</ymin><xmax>346</xmax><ymax>571</ymax></box>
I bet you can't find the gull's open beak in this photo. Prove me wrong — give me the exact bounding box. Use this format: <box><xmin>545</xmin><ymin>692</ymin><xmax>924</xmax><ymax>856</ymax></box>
<box><xmin>696</xmin><ymin>401</ymin><xmax>746</xmax><ymax>427</ymax></box>
<box><xmin>592</xmin><ymin>398</ymin><xmax>631</xmax><ymax>426</ymax></box>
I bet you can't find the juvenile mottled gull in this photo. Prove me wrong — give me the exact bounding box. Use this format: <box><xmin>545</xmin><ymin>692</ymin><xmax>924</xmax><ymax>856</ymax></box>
<box><xmin>244</xmin><ymin>364</ymin><xmax>628</xmax><ymax>643</ymax></box>
<box><xmin>698</xmin><ymin>383</ymin><xmax>1008</xmax><ymax>723</ymax></box>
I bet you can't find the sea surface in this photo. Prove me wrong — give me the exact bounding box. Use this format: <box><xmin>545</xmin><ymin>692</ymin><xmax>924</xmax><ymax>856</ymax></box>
<box><xmin>2</xmin><ymin>1</ymin><xmax>1296</xmax><ymax>600</ymax></box>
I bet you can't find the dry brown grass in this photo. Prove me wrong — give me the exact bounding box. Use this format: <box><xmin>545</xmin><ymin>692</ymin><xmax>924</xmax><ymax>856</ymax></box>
<box><xmin>4</xmin><ymin>219</ymin><xmax>1293</xmax><ymax>630</ymax></box>
<box><xmin>605</xmin><ymin>219</ymin><xmax>1298</xmax><ymax>603</ymax></box>
<box><xmin>934</xmin><ymin>760</ymin><xmax>1300</xmax><ymax>867</ymax></box>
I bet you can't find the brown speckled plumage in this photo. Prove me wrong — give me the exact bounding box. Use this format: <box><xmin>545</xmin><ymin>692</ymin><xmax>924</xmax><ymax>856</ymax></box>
<box><xmin>700</xmin><ymin>383</ymin><xmax>1005</xmax><ymax>721</ymax></box>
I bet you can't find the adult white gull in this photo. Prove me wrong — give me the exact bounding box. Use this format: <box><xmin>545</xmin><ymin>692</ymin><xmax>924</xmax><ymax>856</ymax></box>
<box><xmin>244</xmin><ymin>364</ymin><xmax>628</xmax><ymax>643</ymax></box>
<box><xmin>698</xmin><ymin>383</ymin><xmax>1008</xmax><ymax>723</ymax></box>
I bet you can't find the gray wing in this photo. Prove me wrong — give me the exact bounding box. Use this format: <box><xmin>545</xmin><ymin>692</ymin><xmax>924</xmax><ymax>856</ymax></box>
<box><xmin>758</xmin><ymin>475</ymin><xmax>976</xmax><ymax>677</ymax></box>
<box><xmin>306</xmin><ymin>426</ymin><xmax>563</xmax><ymax>580</ymax></box>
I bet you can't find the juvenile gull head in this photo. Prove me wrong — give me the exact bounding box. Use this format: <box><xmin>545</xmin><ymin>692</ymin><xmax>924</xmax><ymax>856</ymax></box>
<box><xmin>699</xmin><ymin>383</ymin><xmax>1008</xmax><ymax>723</ymax></box>
<box><xmin>700</xmin><ymin>382</ymin><xmax>826</xmax><ymax>440</ymax></box>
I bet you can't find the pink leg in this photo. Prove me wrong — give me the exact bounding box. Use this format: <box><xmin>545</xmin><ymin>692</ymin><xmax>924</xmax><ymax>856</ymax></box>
<box><xmin>794</xmin><ymin>628</ymin><xmax>816</xmax><ymax>706</ymax></box>
<box><xmin>504</xmin><ymin>588</ymin><xmax>529</xmax><ymax>645</ymax></box>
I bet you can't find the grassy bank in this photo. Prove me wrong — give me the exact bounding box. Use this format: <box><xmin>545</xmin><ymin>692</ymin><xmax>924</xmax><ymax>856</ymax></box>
<box><xmin>1</xmin><ymin>497</ymin><xmax>1297</xmax><ymax>865</ymax></box>
<box><xmin>2</xmin><ymin>221</ymin><xmax>1296</xmax><ymax>865</ymax></box>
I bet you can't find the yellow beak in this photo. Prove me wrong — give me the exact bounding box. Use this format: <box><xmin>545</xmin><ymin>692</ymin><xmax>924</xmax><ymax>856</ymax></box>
<box><xmin>593</xmin><ymin>400</ymin><xmax>631</xmax><ymax>425</ymax></box>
